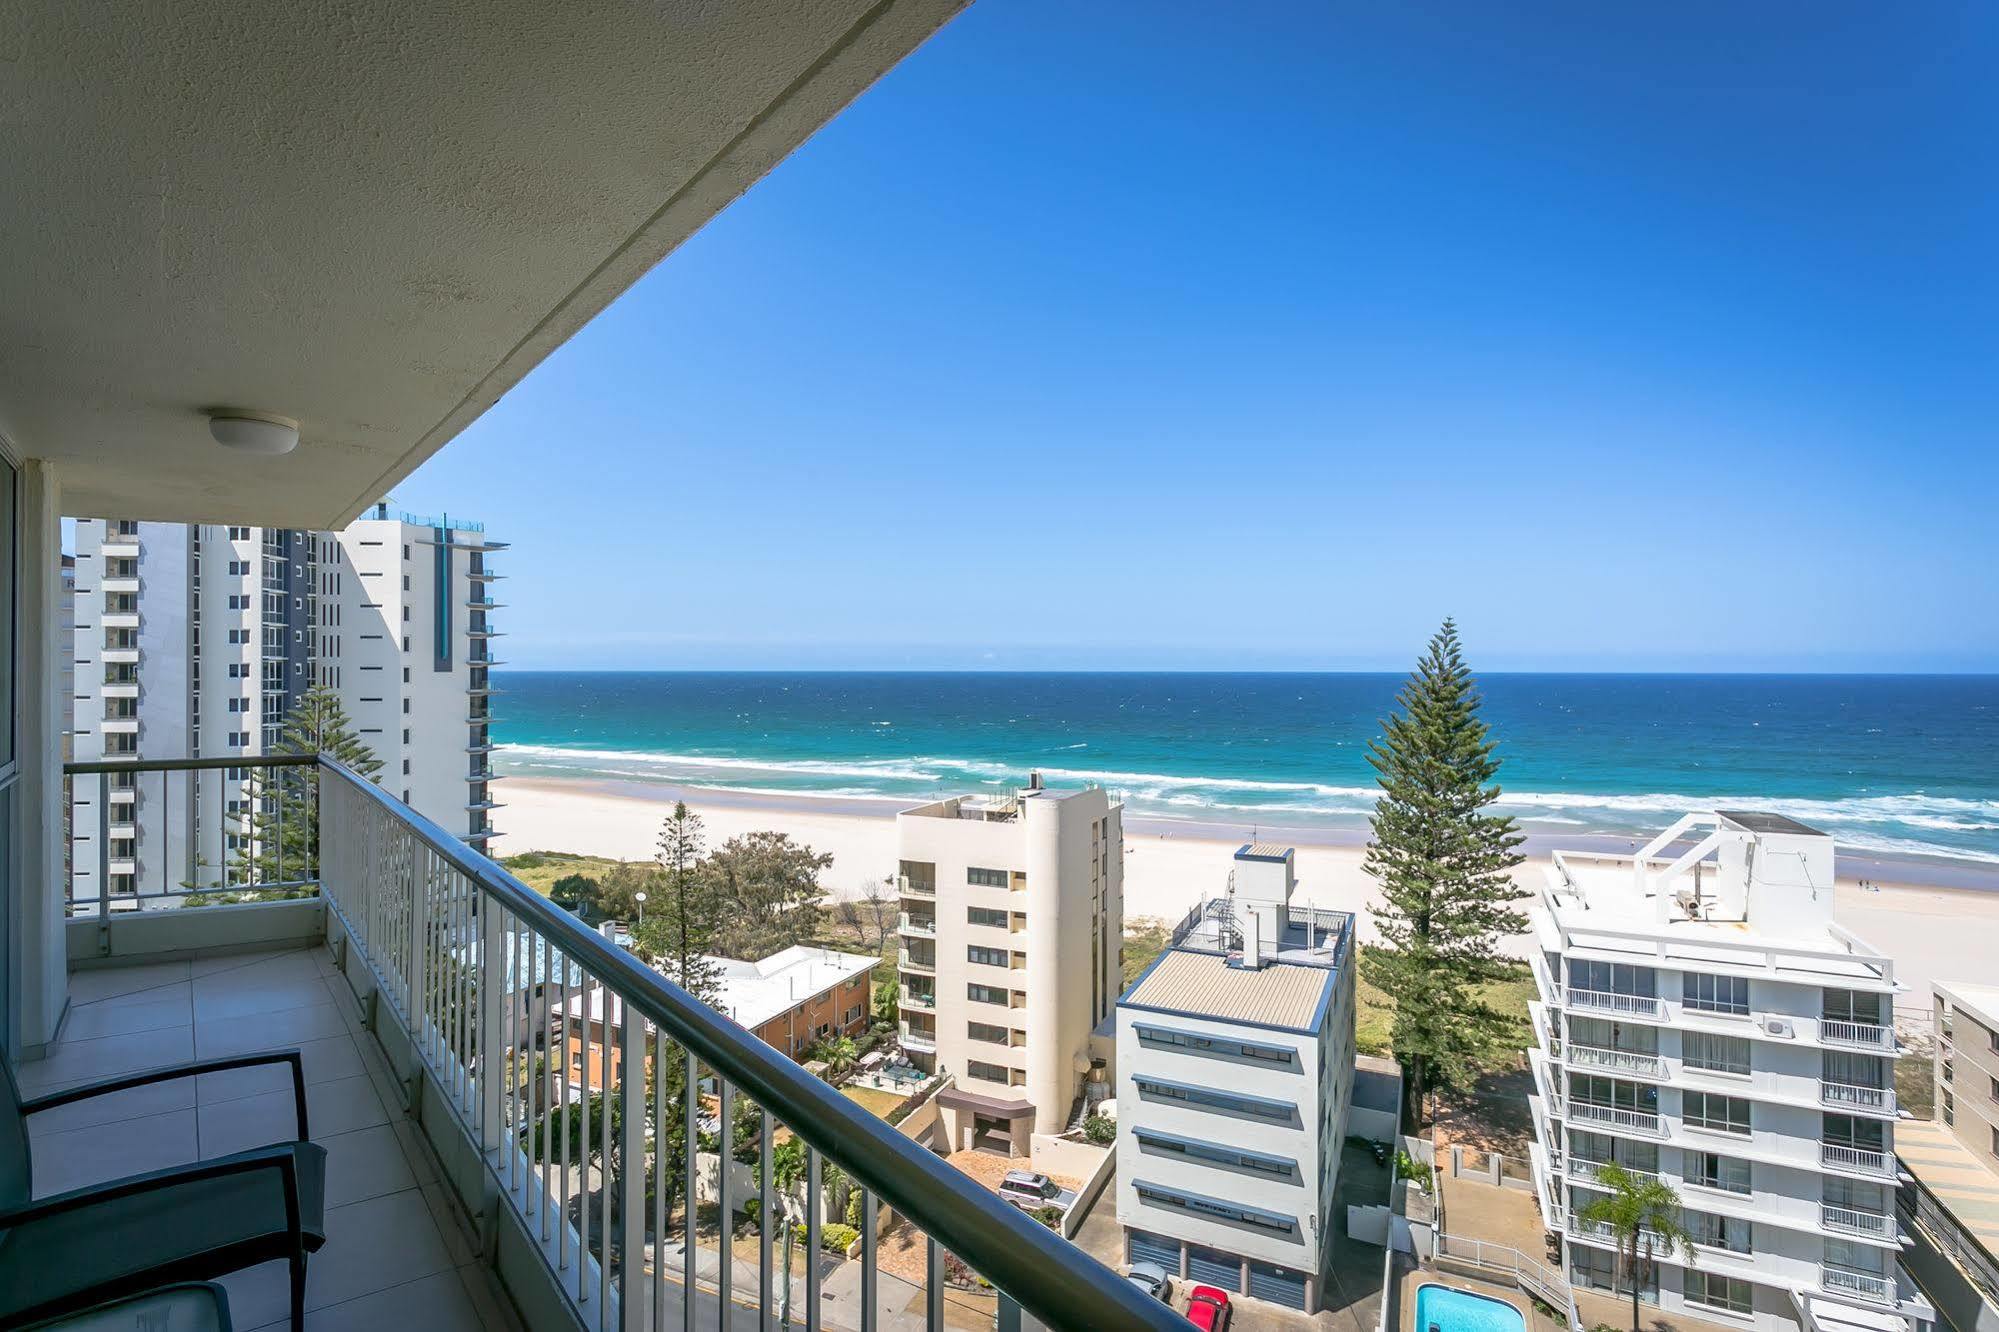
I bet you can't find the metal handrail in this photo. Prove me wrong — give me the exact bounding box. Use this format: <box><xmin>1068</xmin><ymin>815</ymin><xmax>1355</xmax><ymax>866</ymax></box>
<box><xmin>316</xmin><ymin>758</ymin><xmax>1175</xmax><ymax>1331</ymax></box>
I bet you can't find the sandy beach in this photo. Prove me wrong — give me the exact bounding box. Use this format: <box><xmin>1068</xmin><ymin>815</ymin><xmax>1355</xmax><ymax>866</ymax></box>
<box><xmin>497</xmin><ymin>775</ymin><xmax>1998</xmax><ymax>1017</ymax></box>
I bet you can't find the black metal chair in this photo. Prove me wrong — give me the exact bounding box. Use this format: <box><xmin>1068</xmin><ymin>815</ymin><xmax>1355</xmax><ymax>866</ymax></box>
<box><xmin>0</xmin><ymin>1051</ymin><xmax>328</xmax><ymax>1331</ymax></box>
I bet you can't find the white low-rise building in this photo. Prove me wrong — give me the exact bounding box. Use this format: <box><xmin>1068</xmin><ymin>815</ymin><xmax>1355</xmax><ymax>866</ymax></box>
<box><xmin>1526</xmin><ymin>811</ymin><xmax>1934</xmax><ymax>1332</ymax></box>
<box><xmin>1115</xmin><ymin>844</ymin><xmax>1355</xmax><ymax>1315</ymax></box>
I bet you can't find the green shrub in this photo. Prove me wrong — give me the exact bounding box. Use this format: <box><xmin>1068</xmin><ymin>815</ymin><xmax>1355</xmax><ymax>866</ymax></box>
<box><xmin>1082</xmin><ymin>1114</ymin><xmax>1116</xmax><ymax>1145</ymax></box>
<box><xmin>1395</xmin><ymin>1150</ymin><xmax>1434</xmax><ymax>1190</ymax></box>
<box><xmin>845</xmin><ymin>1190</ymin><xmax>863</xmax><ymax>1228</ymax></box>
<box><xmin>819</xmin><ymin>1222</ymin><xmax>859</xmax><ymax>1253</ymax></box>
<box><xmin>1029</xmin><ymin>1204</ymin><xmax>1062</xmax><ymax>1229</ymax></box>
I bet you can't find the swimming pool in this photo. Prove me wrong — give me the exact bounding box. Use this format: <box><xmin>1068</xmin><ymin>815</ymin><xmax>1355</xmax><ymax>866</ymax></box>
<box><xmin>1414</xmin><ymin>1283</ymin><xmax>1527</xmax><ymax>1332</ymax></box>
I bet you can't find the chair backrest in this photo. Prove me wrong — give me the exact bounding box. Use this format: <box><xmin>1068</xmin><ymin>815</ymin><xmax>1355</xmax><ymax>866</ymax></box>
<box><xmin>1</xmin><ymin>1055</ymin><xmax>32</xmax><ymax>1208</ymax></box>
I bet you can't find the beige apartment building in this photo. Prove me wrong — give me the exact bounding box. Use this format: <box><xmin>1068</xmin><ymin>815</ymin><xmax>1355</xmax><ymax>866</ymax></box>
<box><xmin>895</xmin><ymin>775</ymin><xmax>1123</xmax><ymax>1151</ymax></box>
<box><xmin>1895</xmin><ymin>982</ymin><xmax>1999</xmax><ymax>1332</ymax></box>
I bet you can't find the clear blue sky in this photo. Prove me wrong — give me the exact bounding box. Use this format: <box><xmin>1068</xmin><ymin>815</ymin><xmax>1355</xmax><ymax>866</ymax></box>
<box><xmin>400</xmin><ymin>1</ymin><xmax>1997</xmax><ymax>673</ymax></box>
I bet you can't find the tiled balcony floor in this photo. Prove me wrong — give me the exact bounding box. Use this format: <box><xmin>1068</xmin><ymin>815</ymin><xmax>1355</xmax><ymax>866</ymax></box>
<box><xmin>17</xmin><ymin>945</ymin><xmax>515</xmax><ymax>1331</ymax></box>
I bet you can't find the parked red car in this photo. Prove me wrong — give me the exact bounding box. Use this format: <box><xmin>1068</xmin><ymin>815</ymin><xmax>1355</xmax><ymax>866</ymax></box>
<box><xmin>1186</xmin><ymin>1285</ymin><xmax>1231</xmax><ymax>1330</ymax></box>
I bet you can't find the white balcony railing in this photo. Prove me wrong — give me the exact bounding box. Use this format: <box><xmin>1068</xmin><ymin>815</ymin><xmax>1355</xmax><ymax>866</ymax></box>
<box><xmin>1566</xmin><ymin>1044</ymin><xmax>1665</xmax><ymax>1077</ymax></box>
<box><xmin>1820</xmin><ymin>1202</ymin><xmax>1894</xmax><ymax>1238</ymax></box>
<box><xmin>1565</xmin><ymin>988</ymin><xmax>1664</xmax><ymax>1020</ymax></box>
<box><xmin>900</xmin><ymin>1027</ymin><xmax>937</xmax><ymax>1053</ymax></box>
<box><xmin>1822</xmin><ymin>1018</ymin><xmax>1895</xmax><ymax>1051</ymax></box>
<box><xmin>60</xmin><ymin>754</ymin><xmax>1181</xmax><ymax>1332</ymax></box>
<box><xmin>1569</xmin><ymin>1102</ymin><xmax>1664</xmax><ymax>1136</ymax></box>
<box><xmin>1821</xmin><ymin>1080</ymin><xmax>1892</xmax><ymax>1113</ymax></box>
<box><xmin>1568</xmin><ymin>1159</ymin><xmax>1659</xmax><ymax>1186</ymax></box>
<box><xmin>1821</xmin><ymin>1142</ymin><xmax>1895</xmax><ymax>1177</ymax></box>
<box><xmin>1820</xmin><ymin>1263</ymin><xmax>1893</xmax><ymax>1303</ymax></box>
<box><xmin>898</xmin><ymin>912</ymin><xmax>937</xmax><ymax>937</ymax></box>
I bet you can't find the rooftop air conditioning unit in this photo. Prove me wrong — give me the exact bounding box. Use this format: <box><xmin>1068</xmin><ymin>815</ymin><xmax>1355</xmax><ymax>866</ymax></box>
<box><xmin>1761</xmin><ymin>1016</ymin><xmax>1794</xmax><ymax>1038</ymax></box>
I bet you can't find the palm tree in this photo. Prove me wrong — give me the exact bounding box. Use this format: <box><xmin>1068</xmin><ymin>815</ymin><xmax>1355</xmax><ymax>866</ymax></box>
<box><xmin>818</xmin><ymin>1035</ymin><xmax>859</xmax><ymax>1078</ymax></box>
<box><xmin>1580</xmin><ymin>1163</ymin><xmax>1693</xmax><ymax>1332</ymax></box>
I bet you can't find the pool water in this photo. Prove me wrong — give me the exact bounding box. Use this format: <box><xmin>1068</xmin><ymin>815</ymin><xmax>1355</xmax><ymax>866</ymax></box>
<box><xmin>1415</xmin><ymin>1284</ymin><xmax>1527</xmax><ymax>1332</ymax></box>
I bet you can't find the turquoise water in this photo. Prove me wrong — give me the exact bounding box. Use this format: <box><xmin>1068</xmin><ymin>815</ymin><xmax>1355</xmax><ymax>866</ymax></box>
<box><xmin>1415</xmin><ymin>1284</ymin><xmax>1527</xmax><ymax>1332</ymax></box>
<box><xmin>491</xmin><ymin>672</ymin><xmax>1999</xmax><ymax>868</ymax></box>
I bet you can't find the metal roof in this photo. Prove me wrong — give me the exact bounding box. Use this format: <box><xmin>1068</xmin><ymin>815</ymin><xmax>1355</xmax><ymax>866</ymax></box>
<box><xmin>1121</xmin><ymin>949</ymin><xmax>1333</xmax><ymax>1032</ymax></box>
<box><xmin>1717</xmin><ymin>809</ymin><xmax>1825</xmax><ymax>837</ymax></box>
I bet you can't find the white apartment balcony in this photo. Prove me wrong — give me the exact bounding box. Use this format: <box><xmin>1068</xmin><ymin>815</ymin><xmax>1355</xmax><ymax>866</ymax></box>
<box><xmin>100</xmin><ymin>539</ymin><xmax>140</xmax><ymax>559</ymax></box>
<box><xmin>107</xmin><ymin>785</ymin><xmax>138</xmax><ymax>805</ymax></box>
<box><xmin>25</xmin><ymin>754</ymin><xmax>1174</xmax><ymax>1332</ymax></box>
<box><xmin>464</xmin><ymin>798</ymin><xmax>506</xmax><ymax>814</ymax></box>
<box><xmin>1819</xmin><ymin>1263</ymin><xmax>1893</xmax><ymax>1303</ymax></box>
<box><xmin>101</xmin><ymin>576</ymin><xmax>141</xmax><ymax>594</ymax></box>
<box><xmin>1565</xmin><ymin>1043</ymin><xmax>1666</xmax><ymax>1079</ymax></box>
<box><xmin>1566</xmin><ymin>1158</ymin><xmax>1659</xmax><ymax>1188</ymax></box>
<box><xmin>100</xmin><ymin>717</ymin><xmax>140</xmax><ymax>734</ymax></box>
<box><xmin>899</xmin><ymin>946</ymin><xmax>937</xmax><ymax>973</ymax></box>
<box><xmin>1820</xmin><ymin>1202</ymin><xmax>1896</xmax><ymax>1240</ymax></box>
<box><xmin>1569</xmin><ymin>1101</ymin><xmax>1665</xmax><ymax>1136</ymax></box>
<box><xmin>465</xmin><ymin>742</ymin><xmax>497</xmax><ymax>756</ymax></box>
<box><xmin>1821</xmin><ymin>1079</ymin><xmax>1895</xmax><ymax>1115</ymax></box>
<box><xmin>1821</xmin><ymin>1018</ymin><xmax>1897</xmax><ymax>1052</ymax></box>
<box><xmin>105</xmin><ymin>856</ymin><xmax>137</xmax><ymax>877</ymax></box>
<box><xmin>1563</xmin><ymin>987</ymin><xmax>1664</xmax><ymax>1021</ymax></box>
<box><xmin>102</xmin><ymin>647</ymin><xmax>141</xmax><ymax>665</ymax></box>
<box><xmin>102</xmin><ymin>682</ymin><xmax>140</xmax><ymax>699</ymax></box>
<box><xmin>896</xmin><ymin>874</ymin><xmax>936</xmax><ymax>898</ymax></box>
<box><xmin>898</xmin><ymin>912</ymin><xmax>937</xmax><ymax>937</ymax></box>
<box><xmin>1822</xmin><ymin>1141</ymin><xmax>1897</xmax><ymax>1178</ymax></box>
<box><xmin>464</xmin><ymin>598</ymin><xmax>504</xmax><ymax>610</ymax></box>
<box><xmin>465</xmin><ymin>628</ymin><xmax>503</xmax><ymax>640</ymax></box>
<box><xmin>102</xmin><ymin>611</ymin><xmax>140</xmax><ymax>630</ymax></box>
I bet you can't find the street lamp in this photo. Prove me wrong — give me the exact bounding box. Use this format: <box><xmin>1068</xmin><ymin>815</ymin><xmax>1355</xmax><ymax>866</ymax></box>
<box><xmin>635</xmin><ymin>891</ymin><xmax>647</xmax><ymax>924</ymax></box>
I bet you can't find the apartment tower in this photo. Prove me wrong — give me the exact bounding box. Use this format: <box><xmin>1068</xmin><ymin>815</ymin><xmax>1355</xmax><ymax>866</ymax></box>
<box><xmin>1526</xmin><ymin>811</ymin><xmax>1932</xmax><ymax>1332</ymax></box>
<box><xmin>68</xmin><ymin>507</ymin><xmax>500</xmax><ymax>910</ymax></box>
<box><xmin>895</xmin><ymin>776</ymin><xmax>1122</xmax><ymax>1151</ymax></box>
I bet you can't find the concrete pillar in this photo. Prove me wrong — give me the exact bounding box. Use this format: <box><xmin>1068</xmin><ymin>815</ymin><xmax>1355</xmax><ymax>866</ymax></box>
<box><xmin>14</xmin><ymin>459</ymin><xmax>67</xmax><ymax>1056</ymax></box>
<box><xmin>1023</xmin><ymin>799</ymin><xmax>1064</xmax><ymax>1134</ymax></box>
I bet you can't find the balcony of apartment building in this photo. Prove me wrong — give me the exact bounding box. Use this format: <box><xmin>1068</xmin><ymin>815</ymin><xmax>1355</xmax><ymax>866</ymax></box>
<box><xmin>897</xmin><ymin>910</ymin><xmax>937</xmax><ymax>938</ymax></box>
<box><xmin>1</xmin><ymin>10</ymin><xmax>1185</xmax><ymax>1327</ymax></box>
<box><xmin>899</xmin><ymin>976</ymin><xmax>937</xmax><ymax>1012</ymax></box>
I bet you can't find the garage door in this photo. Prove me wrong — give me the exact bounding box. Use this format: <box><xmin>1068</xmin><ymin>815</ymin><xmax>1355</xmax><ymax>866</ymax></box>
<box><xmin>1248</xmin><ymin>1260</ymin><xmax>1310</xmax><ymax>1310</ymax></box>
<box><xmin>1187</xmin><ymin>1245</ymin><xmax>1240</xmax><ymax>1290</ymax></box>
<box><xmin>1129</xmin><ymin>1230</ymin><xmax>1180</xmax><ymax>1272</ymax></box>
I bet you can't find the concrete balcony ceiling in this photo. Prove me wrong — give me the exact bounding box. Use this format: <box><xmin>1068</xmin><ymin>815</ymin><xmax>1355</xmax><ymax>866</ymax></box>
<box><xmin>2</xmin><ymin>0</ymin><xmax>966</xmax><ymax>526</ymax></box>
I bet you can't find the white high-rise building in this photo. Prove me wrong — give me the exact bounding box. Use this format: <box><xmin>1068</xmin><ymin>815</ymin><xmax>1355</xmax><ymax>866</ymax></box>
<box><xmin>67</xmin><ymin>507</ymin><xmax>500</xmax><ymax>910</ymax></box>
<box><xmin>1526</xmin><ymin>811</ymin><xmax>1934</xmax><ymax>1332</ymax></box>
<box><xmin>1115</xmin><ymin>844</ymin><xmax>1355</xmax><ymax>1315</ymax></box>
<box><xmin>894</xmin><ymin>776</ymin><xmax>1123</xmax><ymax>1150</ymax></box>
<box><xmin>312</xmin><ymin>503</ymin><xmax>504</xmax><ymax>850</ymax></box>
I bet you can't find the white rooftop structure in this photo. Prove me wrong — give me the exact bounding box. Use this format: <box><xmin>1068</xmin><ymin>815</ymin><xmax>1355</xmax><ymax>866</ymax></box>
<box><xmin>710</xmin><ymin>945</ymin><xmax>880</xmax><ymax>1030</ymax></box>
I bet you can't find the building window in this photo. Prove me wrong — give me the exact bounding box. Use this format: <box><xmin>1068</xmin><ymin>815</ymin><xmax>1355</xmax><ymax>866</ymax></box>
<box><xmin>1684</xmin><ymin>1271</ymin><xmax>1752</xmax><ymax>1316</ymax></box>
<box><xmin>967</xmin><ymin>1021</ymin><xmax>1011</xmax><ymax>1045</ymax></box>
<box><xmin>966</xmin><ymin>945</ymin><xmax>1008</xmax><ymax>968</ymax></box>
<box><xmin>1682</xmin><ymin>1091</ymin><xmax>1750</xmax><ymax>1136</ymax></box>
<box><xmin>966</xmin><ymin>867</ymin><xmax>1008</xmax><ymax>888</ymax></box>
<box><xmin>1683</xmin><ymin>1031</ymin><xmax>1751</xmax><ymax>1076</ymax></box>
<box><xmin>1682</xmin><ymin>973</ymin><xmax>1750</xmax><ymax>1016</ymax></box>
<box><xmin>967</xmin><ymin>983</ymin><xmax>1008</xmax><ymax>1005</ymax></box>
<box><xmin>967</xmin><ymin>906</ymin><xmax>1008</xmax><ymax>928</ymax></box>
<box><xmin>1684</xmin><ymin>1210</ymin><xmax>1751</xmax><ymax>1254</ymax></box>
<box><xmin>1133</xmin><ymin>1023</ymin><xmax>1294</xmax><ymax>1065</ymax></box>
<box><xmin>1132</xmin><ymin>1076</ymin><xmax>1291</xmax><ymax>1122</ymax></box>
<box><xmin>1131</xmin><ymin>1182</ymin><xmax>1295</xmax><ymax>1235</ymax></box>
<box><xmin>1687</xmin><ymin>1152</ymin><xmax>1750</xmax><ymax>1195</ymax></box>
<box><xmin>966</xmin><ymin>1060</ymin><xmax>1010</xmax><ymax>1085</ymax></box>
<box><xmin>1132</xmin><ymin>1129</ymin><xmax>1293</xmax><ymax>1178</ymax></box>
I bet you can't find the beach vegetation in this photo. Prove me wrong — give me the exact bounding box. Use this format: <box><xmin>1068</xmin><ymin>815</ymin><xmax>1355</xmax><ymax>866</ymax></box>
<box><xmin>630</xmin><ymin>802</ymin><xmax>724</xmax><ymax>1002</ymax></box>
<box><xmin>1361</xmin><ymin>619</ymin><xmax>1527</xmax><ymax>1130</ymax></box>
<box><xmin>835</xmin><ymin>874</ymin><xmax>898</xmax><ymax>953</ymax></box>
<box><xmin>702</xmin><ymin>830</ymin><xmax>835</xmax><ymax>958</ymax></box>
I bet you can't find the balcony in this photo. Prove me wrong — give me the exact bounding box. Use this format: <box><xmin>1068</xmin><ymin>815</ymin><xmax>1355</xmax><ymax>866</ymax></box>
<box><xmin>1821</xmin><ymin>1141</ymin><xmax>1896</xmax><ymax>1177</ymax></box>
<box><xmin>1566</xmin><ymin>1043</ymin><xmax>1665</xmax><ymax>1078</ymax></box>
<box><xmin>1564</xmin><ymin>987</ymin><xmax>1664</xmax><ymax>1020</ymax></box>
<box><xmin>900</xmin><ymin>986</ymin><xmax>937</xmax><ymax>1012</ymax></box>
<box><xmin>1821</xmin><ymin>1080</ymin><xmax>1894</xmax><ymax>1114</ymax></box>
<box><xmin>899</xmin><ymin>947</ymin><xmax>936</xmax><ymax>973</ymax></box>
<box><xmin>26</xmin><ymin>754</ymin><xmax>1176</xmax><ymax>1332</ymax></box>
<box><xmin>1820</xmin><ymin>1202</ymin><xmax>1895</xmax><ymax>1239</ymax></box>
<box><xmin>896</xmin><ymin>874</ymin><xmax>935</xmax><ymax>898</ymax></box>
<box><xmin>898</xmin><ymin>912</ymin><xmax>937</xmax><ymax>937</ymax></box>
<box><xmin>900</xmin><ymin>1026</ymin><xmax>938</xmax><ymax>1053</ymax></box>
<box><xmin>1567</xmin><ymin>1158</ymin><xmax>1659</xmax><ymax>1187</ymax></box>
<box><xmin>101</xmin><ymin>576</ymin><xmax>141</xmax><ymax>594</ymax></box>
<box><xmin>102</xmin><ymin>647</ymin><xmax>141</xmax><ymax>665</ymax></box>
<box><xmin>1820</xmin><ymin>1263</ymin><xmax>1893</xmax><ymax>1303</ymax></box>
<box><xmin>1822</xmin><ymin>1018</ymin><xmax>1896</xmax><ymax>1052</ymax></box>
<box><xmin>100</xmin><ymin>538</ymin><xmax>140</xmax><ymax>559</ymax></box>
<box><xmin>102</xmin><ymin>610</ymin><xmax>140</xmax><ymax>630</ymax></box>
<box><xmin>1569</xmin><ymin>1101</ymin><xmax>1664</xmax><ymax>1136</ymax></box>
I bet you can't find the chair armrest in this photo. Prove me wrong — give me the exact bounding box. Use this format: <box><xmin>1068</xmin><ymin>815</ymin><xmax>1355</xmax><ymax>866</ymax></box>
<box><xmin>0</xmin><ymin>1143</ymin><xmax>303</xmax><ymax>1243</ymax></box>
<box><xmin>21</xmin><ymin>1051</ymin><xmax>309</xmax><ymax>1141</ymax></box>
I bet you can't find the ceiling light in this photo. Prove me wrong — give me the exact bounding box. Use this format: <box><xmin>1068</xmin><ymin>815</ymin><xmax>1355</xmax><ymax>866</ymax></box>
<box><xmin>208</xmin><ymin>411</ymin><xmax>299</xmax><ymax>455</ymax></box>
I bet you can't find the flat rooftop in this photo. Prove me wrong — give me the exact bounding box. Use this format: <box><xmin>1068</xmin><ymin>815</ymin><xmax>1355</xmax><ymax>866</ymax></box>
<box><xmin>1938</xmin><ymin>980</ymin><xmax>1999</xmax><ymax>1023</ymax></box>
<box><xmin>1717</xmin><ymin>809</ymin><xmax>1826</xmax><ymax>837</ymax></box>
<box><xmin>711</xmin><ymin>946</ymin><xmax>879</xmax><ymax>1031</ymax></box>
<box><xmin>1121</xmin><ymin>948</ymin><xmax>1336</xmax><ymax>1034</ymax></box>
<box><xmin>1898</xmin><ymin>1118</ymin><xmax>1999</xmax><ymax>1263</ymax></box>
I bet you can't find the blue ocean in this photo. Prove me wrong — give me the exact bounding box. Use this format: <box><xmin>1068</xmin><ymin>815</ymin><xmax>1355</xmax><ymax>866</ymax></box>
<box><xmin>491</xmin><ymin>673</ymin><xmax>1999</xmax><ymax>869</ymax></box>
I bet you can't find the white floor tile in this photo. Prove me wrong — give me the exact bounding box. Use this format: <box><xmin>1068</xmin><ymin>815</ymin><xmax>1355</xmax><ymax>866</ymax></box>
<box><xmin>217</xmin><ymin>1189</ymin><xmax>458</xmax><ymax>1326</ymax></box>
<box><xmin>61</xmin><ymin>989</ymin><xmax>194</xmax><ymax>1040</ymax></box>
<box><xmin>318</xmin><ymin>1123</ymin><xmax>419</xmax><ymax>1208</ymax></box>
<box><xmin>66</xmin><ymin>959</ymin><xmax>191</xmax><ymax>1006</ymax></box>
<box><xmin>31</xmin><ymin>1107</ymin><xmax>198</xmax><ymax>1196</ymax></box>
<box><xmin>195</xmin><ymin>1034</ymin><xmax>369</xmax><ymax>1103</ymax></box>
<box><xmin>244</xmin><ymin>1269</ymin><xmax>490</xmax><ymax>1332</ymax></box>
<box><xmin>196</xmin><ymin>1004</ymin><xmax>354</xmax><ymax>1059</ymax></box>
<box><xmin>16</xmin><ymin>1026</ymin><xmax>196</xmax><ymax>1093</ymax></box>
<box><xmin>196</xmin><ymin>1073</ymin><xmax>389</xmax><ymax>1157</ymax></box>
<box><xmin>25</xmin><ymin>1073</ymin><xmax>197</xmax><ymax>1137</ymax></box>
